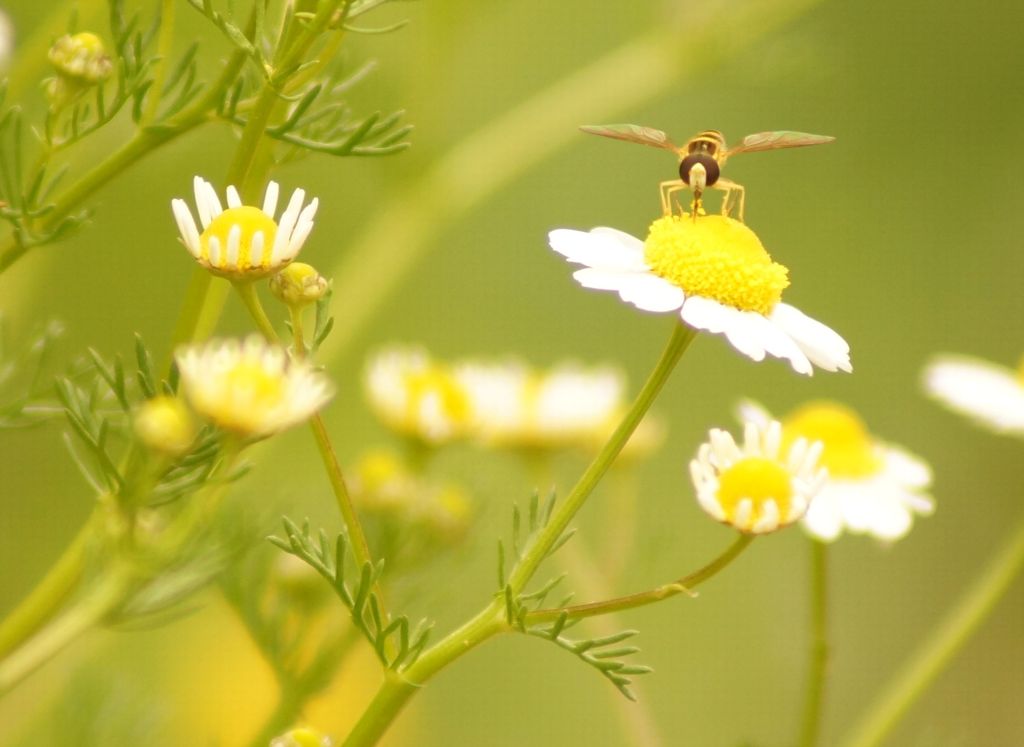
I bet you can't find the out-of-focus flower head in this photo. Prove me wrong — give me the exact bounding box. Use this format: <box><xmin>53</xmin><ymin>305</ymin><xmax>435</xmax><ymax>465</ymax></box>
<box><xmin>175</xmin><ymin>336</ymin><xmax>333</xmax><ymax>440</ymax></box>
<box><xmin>363</xmin><ymin>346</ymin><xmax>472</xmax><ymax>445</ymax></box>
<box><xmin>455</xmin><ymin>359</ymin><xmax>627</xmax><ymax>452</ymax></box>
<box><xmin>741</xmin><ymin>400</ymin><xmax>934</xmax><ymax>542</ymax></box>
<box><xmin>923</xmin><ymin>354</ymin><xmax>1024</xmax><ymax>436</ymax></box>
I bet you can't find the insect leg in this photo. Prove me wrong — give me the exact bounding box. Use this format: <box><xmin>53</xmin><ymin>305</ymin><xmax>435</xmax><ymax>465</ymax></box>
<box><xmin>659</xmin><ymin>180</ymin><xmax>685</xmax><ymax>216</ymax></box>
<box><xmin>715</xmin><ymin>178</ymin><xmax>745</xmax><ymax>222</ymax></box>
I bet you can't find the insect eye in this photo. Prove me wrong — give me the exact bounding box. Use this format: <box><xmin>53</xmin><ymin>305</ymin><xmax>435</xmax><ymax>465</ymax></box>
<box><xmin>678</xmin><ymin>154</ymin><xmax>721</xmax><ymax>186</ymax></box>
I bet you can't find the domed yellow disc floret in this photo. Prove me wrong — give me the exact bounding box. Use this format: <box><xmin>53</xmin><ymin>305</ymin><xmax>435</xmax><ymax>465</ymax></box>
<box><xmin>643</xmin><ymin>214</ymin><xmax>789</xmax><ymax>315</ymax></box>
<box><xmin>716</xmin><ymin>456</ymin><xmax>795</xmax><ymax>522</ymax></box>
<box><xmin>200</xmin><ymin>206</ymin><xmax>279</xmax><ymax>271</ymax></box>
<box><xmin>782</xmin><ymin>401</ymin><xmax>881</xmax><ymax>478</ymax></box>
<box><xmin>221</xmin><ymin>361</ymin><xmax>286</xmax><ymax>420</ymax></box>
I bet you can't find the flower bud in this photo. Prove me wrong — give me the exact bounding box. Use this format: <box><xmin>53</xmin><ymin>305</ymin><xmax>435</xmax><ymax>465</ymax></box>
<box><xmin>133</xmin><ymin>396</ymin><xmax>196</xmax><ymax>457</ymax></box>
<box><xmin>45</xmin><ymin>32</ymin><xmax>113</xmax><ymax>108</ymax></box>
<box><xmin>49</xmin><ymin>32</ymin><xmax>113</xmax><ymax>83</ymax></box>
<box><xmin>270</xmin><ymin>262</ymin><xmax>329</xmax><ymax>307</ymax></box>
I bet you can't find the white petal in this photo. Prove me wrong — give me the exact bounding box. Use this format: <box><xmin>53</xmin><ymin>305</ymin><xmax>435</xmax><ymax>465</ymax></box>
<box><xmin>924</xmin><ymin>356</ymin><xmax>1024</xmax><ymax>433</ymax></box>
<box><xmin>171</xmin><ymin>199</ymin><xmax>201</xmax><ymax>257</ymax></box>
<box><xmin>880</xmin><ymin>446</ymin><xmax>932</xmax><ymax>489</ymax></box>
<box><xmin>548</xmin><ymin>227</ymin><xmax>647</xmax><ymax>271</ymax></box>
<box><xmin>251</xmin><ymin>231</ymin><xmax>267</xmax><ymax>265</ymax></box>
<box><xmin>615</xmin><ymin>273</ymin><xmax>685</xmax><ymax>312</ymax></box>
<box><xmin>262</xmin><ymin>181</ymin><xmax>280</xmax><ymax>218</ymax></box>
<box><xmin>679</xmin><ymin>295</ymin><xmax>738</xmax><ymax>334</ymax></box>
<box><xmin>226</xmin><ymin>185</ymin><xmax>242</xmax><ymax>209</ymax></box>
<box><xmin>572</xmin><ymin>267</ymin><xmax>636</xmax><ymax>291</ymax></box>
<box><xmin>801</xmin><ymin>492</ymin><xmax>843</xmax><ymax>541</ymax></box>
<box><xmin>208</xmin><ymin>235</ymin><xmax>222</xmax><ymax>267</ymax></box>
<box><xmin>770</xmin><ymin>303</ymin><xmax>852</xmax><ymax>373</ymax></box>
<box><xmin>750</xmin><ymin>314</ymin><xmax>814</xmax><ymax>375</ymax></box>
<box><xmin>271</xmin><ymin>189</ymin><xmax>306</xmax><ymax>264</ymax></box>
<box><xmin>736</xmin><ymin>399</ymin><xmax>772</xmax><ymax>429</ymax></box>
<box><xmin>225</xmin><ymin>224</ymin><xmax>241</xmax><ymax>268</ymax></box>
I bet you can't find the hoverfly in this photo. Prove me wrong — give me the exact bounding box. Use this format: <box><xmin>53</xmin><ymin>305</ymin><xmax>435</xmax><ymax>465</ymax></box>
<box><xmin>580</xmin><ymin>125</ymin><xmax>834</xmax><ymax>221</ymax></box>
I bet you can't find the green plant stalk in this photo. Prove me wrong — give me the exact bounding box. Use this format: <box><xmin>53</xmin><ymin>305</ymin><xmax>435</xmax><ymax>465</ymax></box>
<box><xmin>525</xmin><ymin>532</ymin><xmax>755</xmax><ymax>624</ymax></box>
<box><xmin>233</xmin><ymin>278</ymin><xmax>383</xmax><ymax>627</ymax></box>
<box><xmin>141</xmin><ymin>0</ymin><xmax>178</xmax><ymax>126</ymax></box>
<box><xmin>288</xmin><ymin>304</ymin><xmax>307</xmax><ymax>357</ymax></box>
<box><xmin>0</xmin><ymin>457</ymin><xmax>238</xmax><ymax>694</ymax></box>
<box><xmin>509</xmin><ymin>324</ymin><xmax>695</xmax><ymax>593</ymax></box>
<box><xmin>0</xmin><ymin>568</ymin><xmax>132</xmax><ymax>696</ymax></box>
<box><xmin>341</xmin><ymin>323</ymin><xmax>697</xmax><ymax>747</ymax></box>
<box><xmin>798</xmin><ymin>539</ymin><xmax>830</xmax><ymax>747</ymax></box>
<box><xmin>839</xmin><ymin>514</ymin><xmax>1024</xmax><ymax>747</ymax></box>
<box><xmin>0</xmin><ymin>45</ymin><xmax>250</xmax><ymax>274</ymax></box>
<box><xmin>0</xmin><ymin>509</ymin><xmax>101</xmax><ymax>661</ymax></box>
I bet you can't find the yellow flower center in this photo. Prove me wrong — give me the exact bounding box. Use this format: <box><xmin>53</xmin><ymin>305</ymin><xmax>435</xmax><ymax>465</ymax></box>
<box><xmin>223</xmin><ymin>361</ymin><xmax>285</xmax><ymax>417</ymax></box>
<box><xmin>716</xmin><ymin>456</ymin><xmax>794</xmax><ymax>521</ymax></box>
<box><xmin>643</xmin><ymin>214</ymin><xmax>789</xmax><ymax>314</ymax></box>
<box><xmin>782</xmin><ymin>401</ymin><xmax>881</xmax><ymax>478</ymax></box>
<box><xmin>200</xmin><ymin>206</ymin><xmax>278</xmax><ymax>270</ymax></box>
<box><xmin>355</xmin><ymin>449</ymin><xmax>405</xmax><ymax>492</ymax></box>
<box><xmin>404</xmin><ymin>367</ymin><xmax>470</xmax><ymax>426</ymax></box>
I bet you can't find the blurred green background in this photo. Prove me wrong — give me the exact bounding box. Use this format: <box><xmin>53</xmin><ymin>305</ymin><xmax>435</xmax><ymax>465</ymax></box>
<box><xmin>1</xmin><ymin>0</ymin><xmax>1023</xmax><ymax>745</ymax></box>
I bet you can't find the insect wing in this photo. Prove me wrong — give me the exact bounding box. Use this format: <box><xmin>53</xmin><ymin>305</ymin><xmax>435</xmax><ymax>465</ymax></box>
<box><xmin>579</xmin><ymin>124</ymin><xmax>678</xmax><ymax>152</ymax></box>
<box><xmin>726</xmin><ymin>131</ymin><xmax>835</xmax><ymax>157</ymax></box>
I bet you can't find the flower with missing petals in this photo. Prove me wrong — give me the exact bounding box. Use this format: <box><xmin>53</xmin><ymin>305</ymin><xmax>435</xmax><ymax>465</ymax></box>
<box><xmin>740</xmin><ymin>400</ymin><xmax>934</xmax><ymax>542</ymax></box>
<box><xmin>923</xmin><ymin>354</ymin><xmax>1024</xmax><ymax>436</ymax></box>
<box><xmin>175</xmin><ymin>337</ymin><xmax>332</xmax><ymax>439</ymax></box>
<box><xmin>549</xmin><ymin>215</ymin><xmax>851</xmax><ymax>375</ymax></box>
<box><xmin>690</xmin><ymin>420</ymin><xmax>825</xmax><ymax>534</ymax></box>
<box><xmin>171</xmin><ymin>177</ymin><xmax>318</xmax><ymax>279</ymax></box>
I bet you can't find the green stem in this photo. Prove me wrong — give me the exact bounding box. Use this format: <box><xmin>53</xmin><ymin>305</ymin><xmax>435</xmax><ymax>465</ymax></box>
<box><xmin>0</xmin><ymin>509</ymin><xmax>101</xmax><ymax>661</ymax></box>
<box><xmin>141</xmin><ymin>0</ymin><xmax>177</xmax><ymax>126</ymax></box>
<box><xmin>509</xmin><ymin>323</ymin><xmax>696</xmax><ymax>594</ymax></box>
<box><xmin>0</xmin><ymin>569</ymin><xmax>131</xmax><ymax>695</ymax></box>
<box><xmin>341</xmin><ymin>324</ymin><xmax>697</xmax><ymax>747</ymax></box>
<box><xmin>798</xmin><ymin>539</ymin><xmax>830</xmax><ymax>747</ymax></box>
<box><xmin>526</xmin><ymin>533</ymin><xmax>755</xmax><ymax>624</ymax></box>
<box><xmin>0</xmin><ymin>45</ymin><xmax>249</xmax><ymax>274</ymax></box>
<box><xmin>288</xmin><ymin>304</ymin><xmax>307</xmax><ymax>357</ymax></box>
<box><xmin>839</xmin><ymin>514</ymin><xmax>1024</xmax><ymax>747</ymax></box>
<box><xmin>234</xmin><ymin>281</ymin><xmax>279</xmax><ymax>340</ymax></box>
<box><xmin>232</xmin><ymin>274</ymin><xmax>384</xmax><ymax>630</ymax></box>
<box><xmin>341</xmin><ymin>604</ymin><xmax>507</xmax><ymax>747</ymax></box>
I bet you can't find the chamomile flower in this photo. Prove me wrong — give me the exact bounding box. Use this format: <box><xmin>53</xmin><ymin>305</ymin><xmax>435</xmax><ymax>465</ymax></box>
<box><xmin>740</xmin><ymin>400</ymin><xmax>934</xmax><ymax>542</ymax></box>
<box><xmin>364</xmin><ymin>346</ymin><xmax>471</xmax><ymax>445</ymax></box>
<box><xmin>175</xmin><ymin>336</ymin><xmax>332</xmax><ymax>439</ymax></box>
<box><xmin>690</xmin><ymin>419</ymin><xmax>826</xmax><ymax>534</ymax></box>
<box><xmin>923</xmin><ymin>354</ymin><xmax>1024</xmax><ymax>435</ymax></box>
<box><xmin>270</xmin><ymin>727</ymin><xmax>334</xmax><ymax>747</ymax></box>
<box><xmin>455</xmin><ymin>360</ymin><xmax>626</xmax><ymax>451</ymax></box>
<box><xmin>171</xmin><ymin>177</ymin><xmax>318</xmax><ymax>279</ymax></box>
<box><xmin>549</xmin><ymin>215</ymin><xmax>851</xmax><ymax>375</ymax></box>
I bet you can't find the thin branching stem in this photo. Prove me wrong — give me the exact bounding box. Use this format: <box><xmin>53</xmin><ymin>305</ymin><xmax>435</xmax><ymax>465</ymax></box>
<box><xmin>839</xmin><ymin>513</ymin><xmax>1024</xmax><ymax>747</ymax></box>
<box><xmin>799</xmin><ymin>540</ymin><xmax>830</xmax><ymax>747</ymax></box>
<box><xmin>525</xmin><ymin>533</ymin><xmax>755</xmax><ymax>625</ymax></box>
<box><xmin>0</xmin><ymin>508</ymin><xmax>102</xmax><ymax>661</ymax></box>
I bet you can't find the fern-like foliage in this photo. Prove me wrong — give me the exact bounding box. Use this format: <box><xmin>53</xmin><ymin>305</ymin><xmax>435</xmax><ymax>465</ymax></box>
<box><xmin>269</xmin><ymin>517</ymin><xmax>433</xmax><ymax>672</ymax></box>
<box><xmin>497</xmin><ymin>491</ymin><xmax>652</xmax><ymax>701</ymax></box>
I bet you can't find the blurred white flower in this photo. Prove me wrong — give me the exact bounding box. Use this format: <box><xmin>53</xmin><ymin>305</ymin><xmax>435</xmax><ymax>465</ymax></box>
<box><xmin>690</xmin><ymin>419</ymin><xmax>825</xmax><ymax>534</ymax></box>
<box><xmin>364</xmin><ymin>346</ymin><xmax>471</xmax><ymax>445</ymax></box>
<box><xmin>923</xmin><ymin>354</ymin><xmax>1024</xmax><ymax>435</ymax></box>
<box><xmin>176</xmin><ymin>336</ymin><xmax>332</xmax><ymax>439</ymax></box>
<box><xmin>456</xmin><ymin>359</ymin><xmax>626</xmax><ymax>450</ymax></box>
<box><xmin>548</xmin><ymin>215</ymin><xmax>851</xmax><ymax>375</ymax></box>
<box><xmin>740</xmin><ymin>400</ymin><xmax>934</xmax><ymax>542</ymax></box>
<box><xmin>0</xmin><ymin>11</ymin><xmax>13</xmax><ymax>70</ymax></box>
<box><xmin>172</xmin><ymin>176</ymin><xmax>318</xmax><ymax>279</ymax></box>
